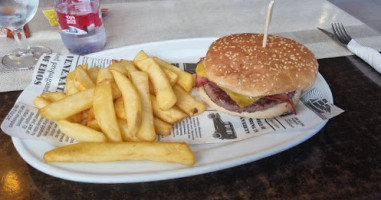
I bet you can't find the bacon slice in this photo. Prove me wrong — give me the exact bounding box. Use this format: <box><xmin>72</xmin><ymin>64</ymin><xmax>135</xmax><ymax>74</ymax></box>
<box><xmin>264</xmin><ymin>93</ymin><xmax>296</xmax><ymax>114</ymax></box>
<box><xmin>195</xmin><ymin>75</ymin><xmax>213</xmax><ymax>87</ymax></box>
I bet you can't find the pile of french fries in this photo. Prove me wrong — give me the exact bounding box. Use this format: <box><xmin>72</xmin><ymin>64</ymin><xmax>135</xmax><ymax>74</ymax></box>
<box><xmin>34</xmin><ymin>50</ymin><xmax>206</xmax><ymax>166</ymax></box>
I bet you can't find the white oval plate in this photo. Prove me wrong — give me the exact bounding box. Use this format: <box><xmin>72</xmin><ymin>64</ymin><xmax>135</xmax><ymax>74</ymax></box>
<box><xmin>12</xmin><ymin>38</ymin><xmax>331</xmax><ymax>183</ymax></box>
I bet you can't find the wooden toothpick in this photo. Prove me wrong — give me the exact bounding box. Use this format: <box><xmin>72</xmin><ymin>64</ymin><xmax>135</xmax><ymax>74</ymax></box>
<box><xmin>262</xmin><ymin>0</ymin><xmax>275</xmax><ymax>48</ymax></box>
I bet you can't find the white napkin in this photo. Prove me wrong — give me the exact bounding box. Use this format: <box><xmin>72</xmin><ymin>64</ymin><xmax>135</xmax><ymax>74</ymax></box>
<box><xmin>0</xmin><ymin>69</ymin><xmax>33</xmax><ymax>92</ymax></box>
<box><xmin>347</xmin><ymin>39</ymin><xmax>381</xmax><ymax>73</ymax></box>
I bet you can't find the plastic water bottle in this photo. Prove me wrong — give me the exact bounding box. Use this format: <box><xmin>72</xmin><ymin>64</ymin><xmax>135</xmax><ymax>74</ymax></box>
<box><xmin>54</xmin><ymin>0</ymin><xmax>106</xmax><ymax>55</ymax></box>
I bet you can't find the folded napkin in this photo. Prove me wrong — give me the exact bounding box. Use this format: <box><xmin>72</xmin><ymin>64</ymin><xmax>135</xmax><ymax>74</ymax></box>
<box><xmin>347</xmin><ymin>39</ymin><xmax>381</xmax><ymax>73</ymax></box>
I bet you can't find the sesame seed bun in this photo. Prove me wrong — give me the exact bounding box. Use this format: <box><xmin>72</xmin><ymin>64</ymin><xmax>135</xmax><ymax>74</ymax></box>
<box><xmin>204</xmin><ymin>33</ymin><xmax>319</xmax><ymax>97</ymax></box>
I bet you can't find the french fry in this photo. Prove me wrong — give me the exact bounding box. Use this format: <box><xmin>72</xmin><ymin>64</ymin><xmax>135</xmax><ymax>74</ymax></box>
<box><xmin>133</xmin><ymin>50</ymin><xmax>149</xmax><ymax>65</ymax></box>
<box><xmin>87</xmin><ymin>119</ymin><xmax>101</xmax><ymax>131</ymax></box>
<box><xmin>81</xmin><ymin>109</ymin><xmax>90</xmax><ymax>121</ymax></box>
<box><xmin>96</xmin><ymin>67</ymin><xmax>114</xmax><ymax>84</ymax></box>
<box><xmin>39</xmin><ymin>88</ymin><xmax>94</xmax><ymax>120</ymax></box>
<box><xmin>115</xmin><ymin>98</ymin><xmax>172</xmax><ymax>136</ymax></box>
<box><xmin>74</xmin><ymin>66</ymin><xmax>95</xmax><ymax>90</ymax></box>
<box><xmin>33</xmin><ymin>96</ymin><xmax>51</xmax><ymax>108</ymax></box>
<box><xmin>131</xmin><ymin>71</ymin><xmax>155</xmax><ymax>141</ymax></box>
<box><xmin>40</xmin><ymin>92</ymin><xmax>66</xmax><ymax>102</ymax></box>
<box><xmin>67</xmin><ymin>112</ymin><xmax>83</xmax><ymax>124</ymax></box>
<box><xmin>93</xmin><ymin>82</ymin><xmax>122</xmax><ymax>142</ymax></box>
<box><xmin>117</xmin><ymin>118</ymin><xmax>128</xmax><ymax>136</ymax></box>
<box><xmin>173</xmin><ymin>84</ymin><xmax>205</xmax><ymax>116</ymax></box>
<box><xmin>150</xmin><ymin>95</ymin><xmax>187</xmax><ymax>124</ymax></box>
<box><xmin>65</xmin><ymin>71</ymin><xmax>79</xmax><ymax>96</ymax></box>
<box><xmin>56</xmin><ymin>120</ymin><xmax>106</xmax><ymax>142</ymax></box>
<box><xmin>114</xmin><ymin>98</ymin><xmax>172</xmax><ymax>136</ymax></box>
<box><xmin>83</xmin><ymin>107</ymin><xmax>95</xmax><ymax>122</ymax></box>
<box><xmin>43</xmin><ymin>141</ymin><xmax>195</xmax><ymax>166</ymax></box>
<box><xmin>135</xmin><ymin>58</ymin><xmax>177</xmax><ymax>110</ymax></box>
<box><xmin>117</xmin><ymin>118</ymin><xmax>139</xmax><ymax>141</ymax></box>
<box><xmin>110</xmin><ymin>82</ymin><xmax>122</xmax><ymax>99</ymax></box>
<box><xmin>154</xmin><ymin>117</ymin><xmax>172</xmax><ymax>136</ymax></box>
<box><xmin>87</xmin><ymin>66</ymin><xmax>99</xmax><ymax>83</ymax></box>
<box><xmin>114</xmin><ymin>97</ymin><xmax>126</xmax><ymax>120</ymax></box>
<box><xmin>121</xmin><ymin>59</ymin><xmax>139</xmax><ymax>79</ymax></box>
<box><xmin>109</xmin><ymin>60</ymin><xmax>129</xmax><ymax>76</ymax></box>
<box><xmin>97</xmin><ymin>68</ymin><xmax>122</xmax><ymax>99</ymax></box>
<box><xmin>162</xmin><ymin>68</ymin><xmax>178</xmax><ymax>86</ymax></box>
<box><xmin>79</xmin><ymin>63</ymin><xmax>89</xmax><ymax>70</ymax></box>
<box><xmin>153</xmin><ymin>57</ymin><xmax>194</xmax><ymax>92</ymax></box>
<box><xmin>111</xmin><ymin>70</ymin><xmax>142</xmax><ymax>140</ymax></box>
<box><xmin>132</xmin><ymin>50</ymin><xmax>177</xmax><ymax>84</ymax></box>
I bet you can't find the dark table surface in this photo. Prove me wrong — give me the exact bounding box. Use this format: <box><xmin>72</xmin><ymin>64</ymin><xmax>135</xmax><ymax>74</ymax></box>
<box><xmin>1</xmin><ymin>55</ymin><xmax>380</xmax><ymax>200</ymax></box>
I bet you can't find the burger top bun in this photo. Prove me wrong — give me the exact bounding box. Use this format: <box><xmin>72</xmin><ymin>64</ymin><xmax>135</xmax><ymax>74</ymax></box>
<box><xmin>204</xmin><ymin>33</ymin><xmax>319</xmax><ymax>97</ymax></box>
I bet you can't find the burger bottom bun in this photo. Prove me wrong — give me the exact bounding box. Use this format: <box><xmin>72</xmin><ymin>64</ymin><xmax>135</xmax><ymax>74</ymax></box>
<box><xmin>197</xmin><ymin>87</ymin><xmax>302</xmax><ymax>119</ymax></box>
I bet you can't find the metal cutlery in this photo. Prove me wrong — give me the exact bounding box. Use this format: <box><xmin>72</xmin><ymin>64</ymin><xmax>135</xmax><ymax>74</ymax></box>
<box><xmin>318</xmin><ymin>23</ymin><xmax>381</xmax><ymax>73</ymax></box>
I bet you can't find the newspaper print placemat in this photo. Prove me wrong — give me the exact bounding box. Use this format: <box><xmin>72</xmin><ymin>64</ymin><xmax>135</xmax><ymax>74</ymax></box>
<box><xmin>1</xmin><ymin>53</ymin><xmax>344</xmax><ymax>146</ymax></box>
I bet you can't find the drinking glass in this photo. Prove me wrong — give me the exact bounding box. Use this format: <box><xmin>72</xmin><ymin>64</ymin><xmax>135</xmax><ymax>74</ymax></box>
<box><xmin>0</xmin><ymin>0</ymin><xmax>51</xmax><ymax>71</ymax></box>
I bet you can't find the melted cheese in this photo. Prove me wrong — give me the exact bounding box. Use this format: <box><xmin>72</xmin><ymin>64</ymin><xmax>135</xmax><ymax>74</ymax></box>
<box><xmin>196</xmin><ymin>61</ymin><xmax>208</xmax><ymax>78</ymax></box>
<box><xmin>223</xmin><ymin>88</ymin><xmax>262</xmax><ymax>108</ymax></box>
<box><xmin>196</xmin><ymin>61</ymin><xmax>261</xmax><ymax>108</ymax></box>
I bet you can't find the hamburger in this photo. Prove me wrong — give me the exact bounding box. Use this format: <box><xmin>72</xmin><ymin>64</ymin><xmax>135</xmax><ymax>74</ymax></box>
<box><xmin>195</xmin><ymin>33</ymin><xmax>319</xmax><ymax>118</ymax></box>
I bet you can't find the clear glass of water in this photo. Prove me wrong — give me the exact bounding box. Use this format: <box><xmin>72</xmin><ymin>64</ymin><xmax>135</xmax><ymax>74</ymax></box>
<box><xmin>0</xmin><ymin>0</ymin><xmax>52</xmax><ymax>71</ymax></box>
